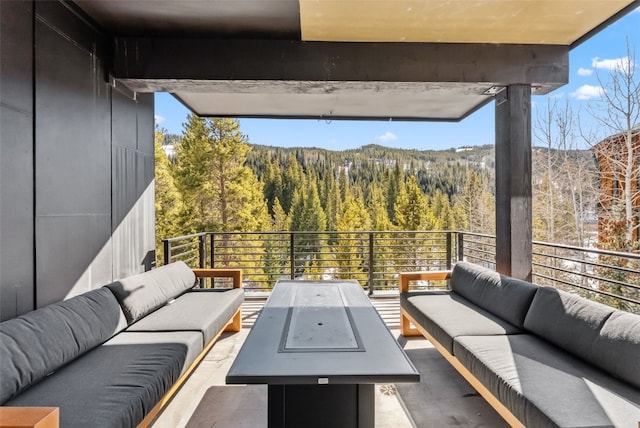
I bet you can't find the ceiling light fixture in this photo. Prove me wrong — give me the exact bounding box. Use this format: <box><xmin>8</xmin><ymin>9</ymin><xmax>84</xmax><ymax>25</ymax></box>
<box><xmin>483</xmin><ymin>86</ymin><xmax>505</xmax><ymax>96</ymax></box>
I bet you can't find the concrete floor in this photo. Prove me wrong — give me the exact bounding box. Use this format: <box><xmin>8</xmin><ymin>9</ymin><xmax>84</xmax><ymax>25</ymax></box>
<box><xmin>151</xmin><ymin>297</ymin><xmax>507</xmax><ymax>428</ymax></box>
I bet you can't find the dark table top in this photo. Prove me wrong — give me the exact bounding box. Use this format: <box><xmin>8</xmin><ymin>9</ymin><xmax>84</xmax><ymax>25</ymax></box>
<box><xmin>226</xmin><ymin>280</ymin><xmax>420</xmax><ymax>385</ymax></box>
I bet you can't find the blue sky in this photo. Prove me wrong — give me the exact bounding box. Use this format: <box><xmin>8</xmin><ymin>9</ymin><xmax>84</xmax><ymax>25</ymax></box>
<box><xmin>154</xmin><ymin>8</ymin><xmax>639</xmax><ymax>151</ymax></box>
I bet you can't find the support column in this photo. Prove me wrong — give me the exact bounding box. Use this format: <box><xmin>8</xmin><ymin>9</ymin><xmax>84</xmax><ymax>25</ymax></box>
<box><xmin>495</xmin><ymin>85</ymin><xmax>532</xmax><ymax>281</ymax></box>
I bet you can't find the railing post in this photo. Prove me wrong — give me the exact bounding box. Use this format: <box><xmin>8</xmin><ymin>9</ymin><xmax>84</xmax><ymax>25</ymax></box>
<box><xmin>290</xmin><ymin>233</ymin><xmax>295</xmax><ymax>280</ymax></box>
<box><xmin>446</xmin><ymin>232</ymin><xmax>452</xmax><ymax>270</ymax></box>
<box><xmin>210</xmin><ymin>233</ymin><xmax>215</xmax><ymax>268</ymax></box>
<box><xmin>198</xmin><ymin>235</ymin><xmax>206</xmax><ymax>287</ymax></box>
<box><xmin>198</xmin><ymin>235</ymin><xmax>206</xmax><ymax>269</ymax></box>
<box><xmin>163</xmin><ymin>239</ymin><xmax>170</xmax><ymax>266</ymax></box>
<box><xmin>368</xmin><ymin>232</ymin><xmax>374</xmax><ymax>296</ymax></box>
<box><xmin>457</xmin><ymin>232</ymin><xmax>464</xmax><ymax>263</ymax></box>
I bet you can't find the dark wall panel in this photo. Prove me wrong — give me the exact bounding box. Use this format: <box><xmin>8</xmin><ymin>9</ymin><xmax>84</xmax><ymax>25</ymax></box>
<box><xmin>112</xmin><ymin>90</ymin><xmax>155</xmax><ymax>279</ymax></box>
<box><xmin>137</xmin><ymin>93</ymin><xmax>155</xmax><ymax>155</ymax></box>
<box><xmin>35</xmin><ymin>216</ymin><xmax>113</xmax><ymax>305</ymax></box>
<box><xmin>0</xmin><ymin>1</ymin><xmax>35</xmax><ymax>321</ymax></box>
<box><xmin>112</xmin><ymin>86</ymin><xmax>139</xmax><ymax>151</ymax></box>
<box><xmin>34</xmin><ymin>2</ymin><xmax>113</xmax><ymax>306</ymax></box>
<box><xmin>1</xmin><ymin>1</ymin><xmax>156</xmax><ymax>317</ymax></box>
<box><xmin>35</xmin><ymin>23</ymin><xmax>111</xmax><ymax>215</ymax></box>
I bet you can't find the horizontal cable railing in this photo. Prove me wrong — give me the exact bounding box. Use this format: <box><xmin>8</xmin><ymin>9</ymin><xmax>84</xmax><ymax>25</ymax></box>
<box><xmin>455</xmin><ymin>232</ymin><xmax>496</xmax><ymax>269</ymax></box>
<box><xmin>532</xmin><ymin>241</ymin><xmax>640</xmax><ymax>313</ymax></box>
<box><xmin>163</xmin><ymin>231</ymin><xmax>454</xmax><ymax>294</ymax></box>
<box><xmin>162</xmin><ymin>231</ymin><xmax>639</xmax><ymax>313</ymax></box>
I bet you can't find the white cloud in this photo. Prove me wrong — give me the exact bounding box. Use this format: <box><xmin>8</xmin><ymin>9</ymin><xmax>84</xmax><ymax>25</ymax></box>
<box><xmin>570</xmin><ymin>84</ymin><xmax>605</xmax><ymax>100</ymax></box>
<box><xmin>591</xmin><ymin>56</ymin><xmax>635</xmax><ymax>72</ymax></box>
<box><xmin>577</xmin><ymin>67</ymin><xmax>593</xmax><ymax>76</ymax></box>
<box><xmin>154</xmin><ymin>114</ymin><xmax>166</xmax><ymax>125</ymax></box>
<box><xmin>376</xmin><ymin>131</ymin><xmax>398</xmax><ymax>142</ymax></box>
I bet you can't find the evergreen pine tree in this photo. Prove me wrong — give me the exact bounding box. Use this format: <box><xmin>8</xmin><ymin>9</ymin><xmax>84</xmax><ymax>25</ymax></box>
<box><xmin>154</xmin><ymin>129</ymin><xmax>184</xmax><ymax>264</ymax></box>
<box><xmin>386</xmin><ymin>160</ymin><xmax>404</xmax><ymax>221</ymax></box>
<box><xmin>334</xmin><ymin>189</ymin><xmax>371</xmax><ymax>284</ymax></box>
<box><xmin>394</xmin><ymin>175</ymin><xmax>429</xmax><ymax>231</ymax></box>
<box><xmin>173</xmin><ymin>114</ymin><xmax>214</xmax><ymax>232</ymax></box>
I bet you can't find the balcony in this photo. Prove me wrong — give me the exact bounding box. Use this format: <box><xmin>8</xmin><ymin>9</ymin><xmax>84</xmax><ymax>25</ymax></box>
<box><xmin>145</xmin><ymin>230</ymin><xmax>640</xmax><ymax>426</ymax></box>
<box><xmin>3</xmin><ymin>2</ymin><xmax>640</xmax><ymax>426</ymax></box>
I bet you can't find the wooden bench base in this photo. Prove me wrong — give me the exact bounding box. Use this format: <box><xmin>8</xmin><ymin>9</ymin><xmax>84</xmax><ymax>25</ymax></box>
<box><xmin>0</xmin><ymin>407</ymin><xmax>59</xmax><ymax>428</ymax></box>
<box><xmin>399</xmin><ymin>270</ymin><xmax>451</xmax><ymax>292</ymax></box>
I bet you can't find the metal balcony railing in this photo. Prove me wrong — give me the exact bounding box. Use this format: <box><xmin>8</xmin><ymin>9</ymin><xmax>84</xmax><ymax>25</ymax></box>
<box><xmin>531</xmin><ymin>240</ymin><xmax>640</xmax><ymax>313</ymax></box>
<box><xmin>162</xmin><ymin>230</ymin><xmax>640</xmax><ymax>313</ymax></box>
<box><xmin>164</xmin><ymin>231</ymin><xmax>455</xmax><ymax>294</ymax></box>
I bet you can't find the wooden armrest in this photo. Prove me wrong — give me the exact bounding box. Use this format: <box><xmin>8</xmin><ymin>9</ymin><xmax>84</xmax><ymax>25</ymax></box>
<box><xmin>0</xmin><ymin>407</ymin><xmax>59</xmax><ymax>428</ymax></box>
<box><xmin>399</xmin><ymin>270</ymin><xmax>451</xmax><ymax>292</ymax></box>
<box><xmin>192</xmin><ymin>268</ymin><xmax>242</xmax><ymax>288</ymax></box>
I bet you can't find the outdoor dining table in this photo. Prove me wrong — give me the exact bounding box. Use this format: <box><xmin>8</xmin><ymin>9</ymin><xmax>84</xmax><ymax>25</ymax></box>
<box><xmin>226</xmin><ymin>279</ymin><xmax>420</xmax><ymax>428</ymax></box>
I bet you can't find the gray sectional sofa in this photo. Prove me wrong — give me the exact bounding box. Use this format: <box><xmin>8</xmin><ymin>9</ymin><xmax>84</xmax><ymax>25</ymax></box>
<box><xmin>400</xmin><ymin>261</ymin><xmax>640</xmax><ymax>428</ymax></box>
<box><xmin>0</xmin><ymin>261</ymin><xmax>243</xmax><ymax>428</ymax></box>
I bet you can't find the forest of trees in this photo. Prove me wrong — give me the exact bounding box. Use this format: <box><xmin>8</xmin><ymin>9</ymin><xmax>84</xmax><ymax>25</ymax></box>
<box><xmin>154</xmin><ymin>41</ymin><xmax>638</xmax><ymax>310</ymax></box>
<box><xmin>154</xmin><ymin>114</ymin><xmax>601</xmax><ymax>290</ymax></box>
<box><xmin>155</xmin><ymin>116</ymin><xmax>499</xmax><ymax>248</ymax></box>
<box><xmin>155</xmin><ymin>113</ymin><xmax>606</xmax><ymax>251</ymax></box>
<box><xmin>155</xmin><ymin>112</ymin><xmax>639</xmax><ymax>308</ymax></box>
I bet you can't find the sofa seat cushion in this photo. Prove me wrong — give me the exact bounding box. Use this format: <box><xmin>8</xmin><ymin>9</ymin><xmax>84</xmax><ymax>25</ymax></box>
<box><xmin>453</xmin><ymin>334</ymin><xmax>640</xmax><ymax>428</ymax></box>
<box><xmin>106</xmin><ymin>261</ymin><xmax>196</xmax><ymax>324</ymax></box>
<box><xmin>126</xmin><ymin>288</ymin><xmax>244</xmax><ymax>346</ymax></box>
<box><xmin>5</xmin><ymin>331</ymin><xmax>203</xmax><ymax>428</ymax></box>
<box><xmin>449</xmin><ymin>262</ymin><xmax>539</xmax><ymax>328</ymax></box>
<box><xmin>0</xmin><ymin>287</ymin><xmax>127</xmax><ymax>404</ymax></box>
<box><xmin>400</xmin><ymin>291</ymin><xmax>522</xmax><ymax>354</ymax></box>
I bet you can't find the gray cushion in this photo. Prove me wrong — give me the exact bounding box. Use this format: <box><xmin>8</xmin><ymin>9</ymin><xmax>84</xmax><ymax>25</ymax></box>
<box><xmin>591</xmin><ymin>310</ymin><xmax>640</xmax><ymax>389</ymax></box>
<box><xmin>106</xmin><ymin>331</ymin><xmax>203</xmax><ymax>376</ymax></box>
<box><xmin>126</xmin><ymin>288</ymin><xmax>244</xmax><ymax>346</ymax></box>
<box><xmin>450</xmin><ymin>261</ymin><xmax>538</xmax><ymax>328</ymax></box>
<box><xmin>454</xmin><ymin>335</ymin><xmax>640</xmax><ymax>428</ymax></box>
<box><xmin>449</xmin><ymin>261</ymin><xmax>483</xmax><ymax>291</ymax></box>
<box><xmin>106</xmin><ymin>261</ymin><xmax>196</xmax><ymax>324</ymax></box>
<box><xmin>401</xmin><ymin>291</ymin><xmax>522</xmax><ymax>354</ymax></box>
<box><xmin>523</xmin><ymin>286</ymin><xmax>615</xmax><ymax>362</ymax></box>
<box><xmin>0</xmin><ymin>287</ymin><xmax>127</xmax><ymax>404</ymax></box>
<box><xmin>6</xmin><ymin>331</ymin><xmax>203</xmax><ymax>428</ymax></box>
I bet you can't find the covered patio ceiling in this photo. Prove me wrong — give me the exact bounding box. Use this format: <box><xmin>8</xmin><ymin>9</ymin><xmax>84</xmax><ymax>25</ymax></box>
<box><xmin>75</xmin><ymin>0</ymin><xmax>638</xmax><ymax>121</ymax></box>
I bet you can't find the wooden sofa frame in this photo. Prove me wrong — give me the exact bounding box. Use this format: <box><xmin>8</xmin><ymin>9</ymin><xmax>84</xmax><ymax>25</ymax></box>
<box><xmin>0</xmin><ymin>268</ymin><xmax>243</xmax><ymax>428</ymax></box>
<box><xmin>399</xmin><ymin>270</ymin><xmax>526</xmax><ymax>428</ymax></box>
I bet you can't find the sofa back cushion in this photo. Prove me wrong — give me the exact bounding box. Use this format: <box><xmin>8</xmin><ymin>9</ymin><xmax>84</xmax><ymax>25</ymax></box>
<box><xmin>450</xmin><ymin>261</ymin><xmax>539</xmax><ymax>328</ymax></box>
<box><xmin>524</xmin><ymin>286</ymin><xmax>616</xmax><ymax>364</ymax></box>
<box><xmin>105</xmin><ymin>261</ymin><xmax>196</xmax><ymax>324</ymax></box>
<box><xmin>0</xmin><ymin>287</ymin><xmax>127</xmax><ymax>403</ymax></box>
<box><xmin>591</xmin><ymin>310</ymin><xmax>640</xmax><ymax>388</ymax></box>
